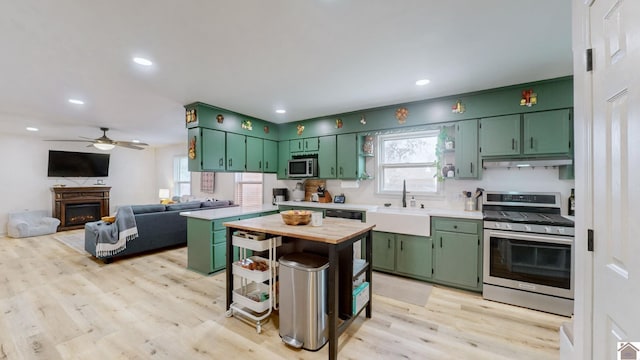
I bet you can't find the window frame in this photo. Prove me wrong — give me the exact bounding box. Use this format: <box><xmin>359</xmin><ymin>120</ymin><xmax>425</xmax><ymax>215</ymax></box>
<box><xmin>234</xmin><ymin>172</ymin><xmax>264</xmax><ymax>206</ymax></box>
<box><xmin>375</xmin><ymin>130</ymin><xmax>442</xmax><ymax>197</ymax></box>
<box><xmin>173</xmin><ymin>156</ymin><xmax>191</xmax><ymax>197</ymax></box>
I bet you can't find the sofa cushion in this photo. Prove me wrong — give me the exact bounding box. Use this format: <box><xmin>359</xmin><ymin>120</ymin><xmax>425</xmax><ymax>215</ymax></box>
<box><xmin>131</xmin><ymin>204</ymin><xmax>166</xmax><ymax>214</ymax></box>
<box><xmin>166</xmin><ymin>201</ymin><xmax>202</xmax><ymax>211</ymax></box>
<box><xmin>201</xmin><ymin>200</ymin><xmax>232</xmax><ymax>208</ymax></box>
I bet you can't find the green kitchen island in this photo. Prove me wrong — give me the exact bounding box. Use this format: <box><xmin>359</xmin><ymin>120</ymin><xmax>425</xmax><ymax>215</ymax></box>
<box><xmin>223</xmin><ymin>213</ymin><xmax>374</xmax><ymax>360</ymax></box>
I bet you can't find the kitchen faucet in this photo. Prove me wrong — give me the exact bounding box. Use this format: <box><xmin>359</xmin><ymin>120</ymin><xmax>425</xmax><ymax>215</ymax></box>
<box><xmin>402</xmin><ymin>180</ymin><xmax>407</xmax><ymax>208</ymax></box>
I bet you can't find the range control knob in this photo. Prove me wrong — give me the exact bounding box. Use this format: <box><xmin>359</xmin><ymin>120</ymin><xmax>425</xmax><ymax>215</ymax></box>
<box><xmin>504</xmin><ymin>223</ymin><xmax>512</xmax><ymax>230</ymax></box>
<box><xmin>524</xmin><ymin>225</ymin><xmax>532</xmax><ymax>232</ymax></box>
<box><xmin>545</xmin><ymin>226</ymin><xmax>552</xmax><ymax>233</ymax></box>
<box><xmin>557</xmin><ymin>228</ymin><xmax>566</xmax><ymax>235</ymax></box>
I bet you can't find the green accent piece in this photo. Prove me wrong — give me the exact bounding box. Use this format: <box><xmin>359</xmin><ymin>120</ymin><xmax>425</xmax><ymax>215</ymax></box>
<box><xmin>523</xmin><ymin>109</ymin><xmax>571</xmax><ymax>155</ymax></box>
<box><xmin>246</xmin><ymin>136</ymin><xmax>263</xmax><ymax>172</ymax></box>
<box><xmin>455</xmin><ymin>119</ymin><xmax>479</xmax><ymax>178</ymax></box>
<box><xmin>226</xmin><ymin>133</ymin><xmax>246</xmax><ymax>171</ymax></box>
<box><xmin>263</xmin><ymin>139</ymin><xmax>278</xmax><ymax>173</ymax></box>
<box><xmin>479</xmin><ymin>114</ymin><xmax>521</xmax><ymax>156</ymax></box>
<box><xmin>395</xmin><ymin>234</ymin><xmax>432</xmax><ymax>280</ymax></box>
<box><xmin>372</xmin><ymin>231</ymin><xmax>395</xmax><ymax>271</ymax></box>
<box><xmin>337</xmin><ymin>133</ymin><xmax>362</xmax><ymax>179</ymax></box>
<box><xmin>318</xmin><ymin>135</ymin><xmax>337</xmax><ymax>178</ymax></box>
<box><xmin>431</xmin><ymin>217</ymin><xmax>483</xmax><ymax>291</ymax></box>
<box><xmin>277</xmin><ymin>141</ymin><xmax>290</xmax><ymax>179</ymax></box>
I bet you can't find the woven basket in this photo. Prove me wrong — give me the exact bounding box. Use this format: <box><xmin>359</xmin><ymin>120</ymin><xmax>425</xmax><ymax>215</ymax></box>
<box><xmin>280</xmin><ymin>210</ymin><xmax>312</xmax><ymax>225</ymax></box>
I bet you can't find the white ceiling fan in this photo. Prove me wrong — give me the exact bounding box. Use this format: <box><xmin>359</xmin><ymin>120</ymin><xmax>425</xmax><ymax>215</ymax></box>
<box><xmin>48</xmin><ymin>127</ymin><xmax>148</xmax><ymax>150</ymax></box>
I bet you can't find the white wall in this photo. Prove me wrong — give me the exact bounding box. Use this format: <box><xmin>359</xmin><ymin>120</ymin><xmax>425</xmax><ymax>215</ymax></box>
<box><xmin>276</xmin><ymin>167</ymin><xmax>576</xmax><ymax>214</ymax></box>
<box><xmin>0</xmin><ymin>134</ymin><xmax>156</xmax><ymax>236</ymax></box>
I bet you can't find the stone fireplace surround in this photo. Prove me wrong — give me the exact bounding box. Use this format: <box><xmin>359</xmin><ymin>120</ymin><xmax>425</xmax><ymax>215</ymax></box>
<box><xmin>51</xmin><ymin>186</ymin><xmax>110</xmax><ymax>231</ymax></box>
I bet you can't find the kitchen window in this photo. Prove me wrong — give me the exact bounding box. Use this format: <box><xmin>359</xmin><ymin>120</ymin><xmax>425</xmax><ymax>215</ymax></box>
<box><xmin>235</xmin><ymin>172</ymin><xmax>263</xmax><ymax>206</ymax></box>
<box><xmin>376</xmin><ymin>130</ymin><xmax>440</xmax><ymax>195</ymax></box>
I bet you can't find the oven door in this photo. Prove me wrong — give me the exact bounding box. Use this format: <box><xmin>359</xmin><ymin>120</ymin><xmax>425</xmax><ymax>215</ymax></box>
<box><xmin>483</xmin><ymin>229</ymin><xmax>574</xmax><ymax>299</ymax></box>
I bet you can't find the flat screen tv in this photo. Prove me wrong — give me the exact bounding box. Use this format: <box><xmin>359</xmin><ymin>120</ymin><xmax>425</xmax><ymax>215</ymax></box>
<box><xmin>47</xmin><ymin>150</ymin><xmax>110</xmax><ymax>177</ymax></box>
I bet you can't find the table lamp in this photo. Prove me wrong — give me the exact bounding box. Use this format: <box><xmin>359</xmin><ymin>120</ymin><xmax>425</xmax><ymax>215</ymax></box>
<box><xmin>158</xmin><ymin>189</ymin><xmax>170</xmax><ymax>204</ymax></box>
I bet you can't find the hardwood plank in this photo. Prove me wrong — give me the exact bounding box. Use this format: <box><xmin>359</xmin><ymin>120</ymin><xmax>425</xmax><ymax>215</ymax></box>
<box><xmin>0</xmin><ymin>230</ymin><xmax>567</xmax><ymax>359</ymax></box>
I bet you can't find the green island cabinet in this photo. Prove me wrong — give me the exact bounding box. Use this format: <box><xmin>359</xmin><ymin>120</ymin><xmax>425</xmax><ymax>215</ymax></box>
<box><xmin>187</xmin><ymin>211</ymin><xmax>277</xmax><ymax>274</ymax></box>
<box><xmin>479</xmin><ymin>109</ymin><xmax>572</xmax><ymax>157</ymax></box>
<box><xmin>454</xmin><ymin>119</ymin><xmax>479</xmax><ymax>179</ymax></box>
<box><xmin>431</xmin><ymin>217</ymin><xmax>483</xmax><ymax>291</ymax></box>
<box><xmin>372</xmin><ymin>231</ymin><xmax>432</xmax><ymax>280</ymax></box>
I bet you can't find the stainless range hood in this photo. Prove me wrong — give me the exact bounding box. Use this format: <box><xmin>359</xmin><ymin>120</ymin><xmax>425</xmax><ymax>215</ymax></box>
<box><xmin>482</xmin><ymin>157</ymin><xmax>573</xmax><ymax>169</ymax></box>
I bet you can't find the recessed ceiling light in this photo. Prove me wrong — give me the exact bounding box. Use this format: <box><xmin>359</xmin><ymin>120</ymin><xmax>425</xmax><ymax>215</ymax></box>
<box><xmin>133</xmin><ymin>57</ymin><xmax>153</xmax><ymax>66</ymax></box>
<box><xmin>68</xmin><ymin>99</ymin><xmax>84</xmax><ymax>105</ymax></box>
<box><xmin>275</xmin><ymin>109</ymin><xmax>286</xmax><ymax>114</ymax></box>
<box><xmin>26</xmin><ymin>127</ymin><xmax>39</xmax><ymax>132</ymax></box>
<box><xmin>132</xmin><ymin>139</ymin><xmax>141</xmax><ymax>143</ymax></box>
<box><xmin>415</xmin><ymin>79</ymin><xmax>430</xmax><ymax>86</ymax></box>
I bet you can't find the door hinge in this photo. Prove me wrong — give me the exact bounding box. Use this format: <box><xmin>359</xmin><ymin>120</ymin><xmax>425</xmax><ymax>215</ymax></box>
<box><xmin>588</xmin><ymin>229</ymin><xmax>594</xmax><ymax>252</ymax></box>
<box><xmin>586</xmin><ymin>48</ymin><xmax>593</xmax><ymax>72</ymax></box>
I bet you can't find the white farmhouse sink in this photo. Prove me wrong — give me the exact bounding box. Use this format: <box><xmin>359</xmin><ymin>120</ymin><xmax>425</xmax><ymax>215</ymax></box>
<box><xmin>366</xmin><ymin>208</ymin><xmax>430</xmax><ymax>236</ymax></box>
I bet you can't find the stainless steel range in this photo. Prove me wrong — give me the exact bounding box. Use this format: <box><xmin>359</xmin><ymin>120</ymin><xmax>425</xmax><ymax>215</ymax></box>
<box><xmin>482</xmin><ymin>191</ymin><xmax>574</xmax><ymax>316</ymax></box>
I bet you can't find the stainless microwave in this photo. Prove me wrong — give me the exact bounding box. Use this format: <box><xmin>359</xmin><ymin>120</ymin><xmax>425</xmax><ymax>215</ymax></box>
<box><xmin>288</xmin><ymin>158</ymin><xmax>317</xmax><ymax>178</ymax></box>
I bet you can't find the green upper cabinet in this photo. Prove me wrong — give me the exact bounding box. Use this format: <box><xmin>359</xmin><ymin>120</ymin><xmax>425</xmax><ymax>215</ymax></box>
<box><xmin>395</xmin><ymin>234</ymin><xmax>432</xmax><ymax>280</ymax></box>
<box><xmin>479</xmin><ymin>114</ymin><xmax>521</xmax><ymax>157</ymax></box>
<box><xmin>277</xmin><ymin>141</ymin><xmax>290</xmax><ymax>179</ymax></box>
<box><xmin>188</xmin><ymin>127</ymin><xmax>226</xmax><ymax>172</ymax></box>
<box><xmin>318</xmin><ymin>135</ymin><xmax>337</xmax><ymax>178</ymax></box>
<box><xmin>263</xmin><ymin>139</ymin><xmax>278</xmax><ymax>173</ymax></box>
<box><xmin>226</xmin><ymin>133</ymin><xmax>246</xmax><ymax>171</ymax></box>
<box><xmin>455</xmin><ymin>119</ymin><xmax>479</xmax><ymax>178</ymax></box>
<box><xmin>523</xmin><ymin>109</ymin><xmax>572</xmax><ymax>155</ymax></box>
<box><xmin>246</xmin><ymin>136</ymin><xmax>263</xmax><ymax>172</ymax></box>
<box><xmin>336</xmin><ymin>133</ymin><xmax>362</xmax><ymax>179</ymax></box>
<box><xmin>290</xmin><ymin>137</ymin><xmax>319</xmax><ymax>153</ymax></box>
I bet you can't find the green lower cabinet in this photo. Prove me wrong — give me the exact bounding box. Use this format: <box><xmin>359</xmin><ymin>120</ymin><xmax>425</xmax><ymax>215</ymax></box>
<box><xmin>431</xmin><ymin>217</ymin><xmax>483</xmax><ymax>291</ymax></box>
<box><xmin>372</xmin><ymin>231</ymin><xmax>395</xmax><ymax>271</ymax></box>
<box><xmin>372</xmin><ymin>231</ymin><xmax>431</xmax><ymax>280</ymax></box>
<box><xmin>395</xmin><ymin>234</ymin><xmax>432</xmax><ymax>280</ymax></box>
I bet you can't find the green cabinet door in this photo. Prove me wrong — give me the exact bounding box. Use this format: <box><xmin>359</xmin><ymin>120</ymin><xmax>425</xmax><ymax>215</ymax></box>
<box><xmin>246</xmin><ymin>136</ymin><xmax>263</xmax><ymax>172</ymax></box>
<box><xmin>303</xmin><ymin>137</ymin><xmax>319</xmax><ymax>152</ymax></box>
<box><xmin>336</xmin><ymin>133</ymin><xmax>359</xmax><ymax>179</ymax></box>
<box><xmin>187</xmin><ymin>218</ymin><xmax>215</xmax><ymax>274</ymax></box>
<box><xmin>523</xmin><ymin>109</ymin><xmax>571</xmax><ymax>155</ymax></box>
<box><xmin>318</xmin><ymin>135</ymin><xmax>337</xmax><ymax>178</ymax></box>
<box><xmin>290</xmin><ymin>139</ymin><xmax>303</xmax><ymax>153</ymax></box>
<box><xmin>213</xmin><ymin>243</ymin><xmax>227</xmax><ymax>272</ymax></box>
<box><xmin>277</xmin><ymin>141</ymin><xmax>290</xmax><ymax>179</ymax></box>
<box><xmin>395</xmin><ymin>234</ymin><xmax>432</xmax><ymax>279</ymax></box>
<box><xmin>226</xmin><ymin>133</ymin><xmax>246</xmax><ymax>171</ymax></box>
<box><xmin>455</xmin><ymin>119</ymin><xmax>479</xmax><ymax>178</ymax></box>
<box><xmin>479</xmin><ymin>114</ymin><xmax>521</xmax><ymax>156</ymax></box>
<box><xmin>372</xmin><ymin>231</ymin><xmax>395</xmax><ymax>271</ymax></box>
<box><xmin>433</xmin><ymin>231</ymin><xmax>479</xmax><ymax>289</ymax></box>
<box><xmin>263</xmin><ymin>139</ymin><xmax>278</xmax><ymax>173</ymax></box>
<box><xmin>188</xmin><ymin>128</ymin><xmax>226</xmax><ymax>172</ymax></box>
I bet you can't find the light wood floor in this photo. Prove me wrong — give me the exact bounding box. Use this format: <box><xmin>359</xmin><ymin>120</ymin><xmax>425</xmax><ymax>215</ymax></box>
<box><xmin>0</xmin><ymin>230</ymin><xmax>568</xmax><ymax>359</ymax></box>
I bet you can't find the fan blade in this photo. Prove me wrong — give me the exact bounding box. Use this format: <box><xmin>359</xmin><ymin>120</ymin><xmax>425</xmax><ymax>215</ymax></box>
<box><xmin>44</xmin><ymin>139</ymin><xmax>94</xmax><ymax>143</ymax></box>
<box><xmin>114</xmin><ymin>142</ymin><xmax>145</xmax><ymax>150</ymax></box>
<box><xmin>115</xmin><ymin>140</ymin><xmax>149</xmax><ymax>146</ymax></box>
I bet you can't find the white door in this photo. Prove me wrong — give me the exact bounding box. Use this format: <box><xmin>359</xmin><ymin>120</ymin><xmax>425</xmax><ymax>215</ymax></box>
<box><xmin>589</xmin><ymin>0</ymin><xmax>640</xmax><ymax>358</ymax></box>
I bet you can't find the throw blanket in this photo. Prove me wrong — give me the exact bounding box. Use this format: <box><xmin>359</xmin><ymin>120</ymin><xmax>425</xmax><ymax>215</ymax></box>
<box><xmin>95</xmin><ymin>206</ymin><xmax>139</xmax><ymax>257</ymax></box>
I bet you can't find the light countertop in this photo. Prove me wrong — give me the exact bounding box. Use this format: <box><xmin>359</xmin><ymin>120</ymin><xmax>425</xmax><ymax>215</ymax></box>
<box><xmin>180</xmin><ymin>204</ymin><xmax>278</xmax><ymax>220</ymax></box>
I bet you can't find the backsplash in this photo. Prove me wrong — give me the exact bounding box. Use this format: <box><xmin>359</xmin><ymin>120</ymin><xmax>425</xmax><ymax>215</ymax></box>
<box><xmin>277</xmin><ymin>167</ymin><xmax>575</xmax><ymax>215</ymax></box>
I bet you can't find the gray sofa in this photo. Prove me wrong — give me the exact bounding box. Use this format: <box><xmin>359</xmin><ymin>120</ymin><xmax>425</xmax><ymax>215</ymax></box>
<box><xmin>84</xmin><ymin>200</ymin><xmax>236</xmax><ymax>263</ymax></box>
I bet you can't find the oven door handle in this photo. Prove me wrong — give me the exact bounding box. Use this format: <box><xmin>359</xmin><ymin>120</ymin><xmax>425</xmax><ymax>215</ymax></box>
<box><xmin>486</xmin><ymin>230</ymin><xmax>573</xmax><ymax>245</ymax></box>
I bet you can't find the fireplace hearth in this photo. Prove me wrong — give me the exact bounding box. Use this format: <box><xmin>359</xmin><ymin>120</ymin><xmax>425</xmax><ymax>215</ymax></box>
<box><xmin>52</xmin><ymin>186</ymin><xmax>110</xmax><ymax>231</ymax></box>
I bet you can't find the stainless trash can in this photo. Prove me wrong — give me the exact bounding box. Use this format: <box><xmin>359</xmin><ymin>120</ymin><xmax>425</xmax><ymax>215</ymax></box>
<box><xmin>278</xmin><ymin>252</ymin><xmax>329</xmax><ymax>351</ymax></box>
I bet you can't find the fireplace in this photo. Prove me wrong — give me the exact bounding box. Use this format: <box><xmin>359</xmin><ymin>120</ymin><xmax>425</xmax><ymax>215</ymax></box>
<box><xmin>64</xmin><ymin>203</ymin><xmax>101</xmax><ymax>227</ymax></box>
<box><xmin>52</xmin><ymin>186</ymin><xmax>111</xmax><ymax>231</ymax></box>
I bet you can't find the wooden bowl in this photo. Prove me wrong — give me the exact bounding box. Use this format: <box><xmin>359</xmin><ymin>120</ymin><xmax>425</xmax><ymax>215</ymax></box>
<box><xmin>280</xmin><ymin>210</ymin><xmax>312</xmax><ymax>225</ymax></box>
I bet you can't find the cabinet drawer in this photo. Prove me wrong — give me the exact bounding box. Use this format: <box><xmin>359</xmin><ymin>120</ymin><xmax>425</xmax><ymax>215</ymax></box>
<box><xmin>433</xmin><ymin>218</ymin><xmax>478</xmax><ymax>234</ymax></box>
<box><xmin>213</xmin><ymin>229</ymin><xmax>227</xmax><ymax>244</ymax></box>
